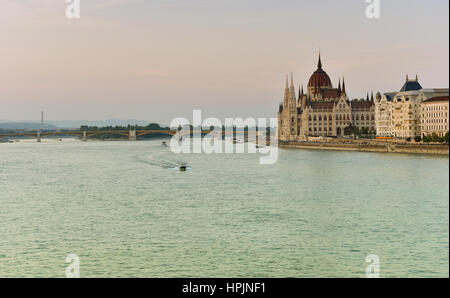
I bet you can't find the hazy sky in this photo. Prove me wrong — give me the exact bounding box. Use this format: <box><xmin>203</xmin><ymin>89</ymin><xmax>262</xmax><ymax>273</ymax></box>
<box><xmin>1</xmin><ymin>0</ymin><xmax>449</xmax><ymax>124</ymax></box>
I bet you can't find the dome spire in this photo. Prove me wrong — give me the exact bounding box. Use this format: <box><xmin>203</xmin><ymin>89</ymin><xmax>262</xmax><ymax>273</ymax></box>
<box><xmin>317</xmin><ymin>51</ymin><xmax>322</xmax><ymax>69</ymax></box>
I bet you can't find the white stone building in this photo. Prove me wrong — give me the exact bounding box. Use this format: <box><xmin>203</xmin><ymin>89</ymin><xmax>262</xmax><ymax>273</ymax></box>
<box><xmin>375</xmin><ymin>92</ymin><xmax>396</xmax><ymax>137</ymax></box>
<box><xmin>420</xmin><ymin>96</ymin><xmax>449</xmax><ymax>138</ymax></box>
<box><xmin>375</xmin><ymin>75</ymin><xmax>449</xmax><ymax>139</ymax></box>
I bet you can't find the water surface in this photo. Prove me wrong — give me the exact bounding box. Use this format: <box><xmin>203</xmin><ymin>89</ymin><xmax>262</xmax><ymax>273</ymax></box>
<box><xmin>0</xmin><ymin>140</ymin><xmax>448</xmax><ymax>277</ymax></box>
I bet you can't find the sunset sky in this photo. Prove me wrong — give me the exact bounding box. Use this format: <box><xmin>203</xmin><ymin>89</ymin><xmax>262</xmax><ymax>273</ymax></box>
<box><xmin>1</xmin><ymin>0</ymin><xmax>449</xmax><ymax>124</ymax></box>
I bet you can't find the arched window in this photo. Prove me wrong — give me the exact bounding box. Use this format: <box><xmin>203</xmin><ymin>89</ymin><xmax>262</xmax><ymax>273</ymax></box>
<box><xmin>319</xmin><ymin>115</ymin><xmax>322</xmax><ymax>121</ymax></box>
<box><xmin>361</xmin><ymin>115</ymin><xmax>365</xmax><ymax>121</ymax></box>
<box><xmin>324</xmin><ymin>115</ymin><xmax>327</xmax><ymax>121</ymax></box>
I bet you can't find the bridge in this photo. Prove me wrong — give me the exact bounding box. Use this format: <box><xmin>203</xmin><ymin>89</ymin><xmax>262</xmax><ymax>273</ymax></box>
<box><xmin>0</xmin><ymin>129</ymin><xmax>265</xmax><ymax>142</ymax></box>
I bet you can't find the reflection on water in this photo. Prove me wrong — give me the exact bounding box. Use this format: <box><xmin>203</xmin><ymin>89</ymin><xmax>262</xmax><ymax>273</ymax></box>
<box><xmin>0</xmin><ymin>140</ymin><xmax>448</xmax><ymax>277</ymax></box>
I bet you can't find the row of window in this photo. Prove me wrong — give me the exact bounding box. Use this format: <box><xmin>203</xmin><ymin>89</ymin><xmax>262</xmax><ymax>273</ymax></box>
<box><xmin>308</xmin><ymin>114</ymin><xmax>375</xmax><ymax>121</ymax></box>
<box><xmin>309</xmin><ymin>127</ymin><xmax>333</xmax><ymax>132</ymax></box>
<box><xmin>421</xmin><ymin>125</ymin><xmax>449</xmax><ymax>131</ymax></box>
<box><xmin>422</xmin><ymin>105</ymin><xmax>448</xmax><ymax>112</ymax></box>
<box><xmin>422</xmin><ymin>113</ymin><xmax>448</xmax><ymax>118</ymax></box>
<box><xmin>422</xmin><ymin>118</ymin><xmax>448</xmax><ymax>124</ymax></box>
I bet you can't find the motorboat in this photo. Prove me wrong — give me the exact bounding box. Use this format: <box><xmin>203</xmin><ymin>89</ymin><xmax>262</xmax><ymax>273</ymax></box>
<box><xmin>232</xmin><ymin>137</ymin><xmax>244</xmax><ymax>144</ymax></box>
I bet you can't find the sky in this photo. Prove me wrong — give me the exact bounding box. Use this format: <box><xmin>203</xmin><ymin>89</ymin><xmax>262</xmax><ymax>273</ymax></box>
<box><xmin>0</xmin><ymin>0</ymin><xmax>449</xmax><ymax>124</ymax></box>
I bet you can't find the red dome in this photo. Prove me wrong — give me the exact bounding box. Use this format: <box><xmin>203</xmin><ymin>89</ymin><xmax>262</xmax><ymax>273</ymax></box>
<box><xmin>308</xmin><ymin>54</ymin><xmax>332</xmax><ymax>89</ymax></box>
<box><xmin>308</xmin><ymin>69</ymin><xmax>332</xmax><ymax>88</ymax></box>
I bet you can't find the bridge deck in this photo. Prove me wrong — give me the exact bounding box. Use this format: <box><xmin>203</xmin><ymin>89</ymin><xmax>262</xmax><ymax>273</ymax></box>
<box><xmin>0</xmin><ymin>130</ymin><xmax>263</xmax><ymax>139</ymax></box>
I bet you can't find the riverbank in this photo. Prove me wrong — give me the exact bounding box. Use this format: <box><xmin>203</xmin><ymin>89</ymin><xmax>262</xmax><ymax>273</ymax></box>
<box><xmin>280</xmin><ymin>140</ymin><xmax>449</xmax><ymax>155</ymax></box>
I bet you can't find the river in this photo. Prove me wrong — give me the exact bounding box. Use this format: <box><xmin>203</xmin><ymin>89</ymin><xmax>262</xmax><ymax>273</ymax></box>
<box><xmin>0</xmin><ymin>139</ymin><xmax>448</xmax><ymax>277</ymax></box>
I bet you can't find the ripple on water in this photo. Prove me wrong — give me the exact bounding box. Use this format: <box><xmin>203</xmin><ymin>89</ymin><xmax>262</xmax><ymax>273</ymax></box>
<box><xmin>0</xmin><ymin>140</ymin><xmax>448</xmax><ymax>277</ymax></box>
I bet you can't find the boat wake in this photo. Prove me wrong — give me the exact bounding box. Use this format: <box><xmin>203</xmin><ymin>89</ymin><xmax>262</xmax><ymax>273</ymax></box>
<box><xmin>134</xmin><ymin>152</ymin><xmax>190</xmax><ymax>170</ymax></box>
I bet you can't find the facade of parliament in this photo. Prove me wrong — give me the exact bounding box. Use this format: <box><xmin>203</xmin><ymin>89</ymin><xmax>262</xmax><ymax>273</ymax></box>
<box><xmin>278</xmin><ymin>54</ymin><xmax>376</xmax><ymax>141</ymax></box>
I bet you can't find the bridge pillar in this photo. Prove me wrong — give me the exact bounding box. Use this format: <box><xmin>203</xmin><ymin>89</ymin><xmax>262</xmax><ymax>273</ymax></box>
<box><xmin>36</xmin><ymin>132</ymin><xmax>41</xmax><ymax>143</ymax></box>
<box><xmin>129</xmin><ymin>130</ymin><xmax>137</xmax><ymax>141</ymax></box>
<box><xmin>81</xmin><ymin>131</ymin><xmax>87</xmax><ymax>142</ymax></box>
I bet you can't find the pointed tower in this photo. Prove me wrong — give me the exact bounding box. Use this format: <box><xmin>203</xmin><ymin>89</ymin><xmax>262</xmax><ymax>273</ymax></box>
<box><xmin>342</xmin><ymin>77</ymin><xmax>346</xmax><ymax>95</ymax></box>
<box><xmin>286</xmin><ymin>73</ymin><xmax>298</xmax><ymax>139</ymax></box>
<box><xmin>302</xmin><ymin>86</ymin><xmax>307</xmax><ymax>109</ymax></box>
<box><xmin>338</xmin><ymin>78</ymin><xmax>341</xmax><ymax>93</ymax></box>
<box><xmin>283</xmin><ymin>74</ymin><xmax>289</xmax><ymax>108</ymax></box>
<box><xmin>288</xmin><ymin>73</ymin><xmax>296</xmax><ymax>112</ymax></box>
<box><xmin>298</xmin><ymin>84</ymin><xmax>303</xmax><ymax>107</ymax></box>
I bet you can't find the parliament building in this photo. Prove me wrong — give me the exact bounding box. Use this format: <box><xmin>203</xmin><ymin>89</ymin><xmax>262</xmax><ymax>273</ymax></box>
<box><xmin>278</xmin><ymin>54</ymin><xmax>376</xmax><ymax>141</ymax></box>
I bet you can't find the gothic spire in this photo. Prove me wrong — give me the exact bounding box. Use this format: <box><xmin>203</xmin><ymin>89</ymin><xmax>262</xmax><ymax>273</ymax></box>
<box><xmin>342</xmin><ymin>77</ymin><xmax>346</xmax><ymax>94</ymax></box>
<box><xmin>298</xmin><ymin>84</ymin><xmax>303</xmax><ymax>106</ymax></box>
<box><xmin>283</xmin><ymin>74</ymin><xmax>289</xmax><ymax>107</ymax></box>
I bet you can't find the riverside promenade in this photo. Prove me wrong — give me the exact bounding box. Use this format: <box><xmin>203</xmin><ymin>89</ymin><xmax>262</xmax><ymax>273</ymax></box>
<box><xmin>279</xmin><ymin>137</ymin><xmax>449</xmax><ymax>155</ymax></box>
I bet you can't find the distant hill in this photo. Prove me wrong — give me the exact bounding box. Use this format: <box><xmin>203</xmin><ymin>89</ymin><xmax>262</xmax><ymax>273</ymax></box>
<box><xmin>0</xmin><ymin>122</ymin><xmax>58</xmax><ymax>131</ymax></box>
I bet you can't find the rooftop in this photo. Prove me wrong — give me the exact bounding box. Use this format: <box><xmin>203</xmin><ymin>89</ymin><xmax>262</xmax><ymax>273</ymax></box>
<box><xmin>422</xmin><ymin>96</ymin><xmax>449</xmax><ymax>104</ymax></box>
<box><xmin>400</xmin><ymin>76</ymin><xmax>422</xmax><ymax>92</ymax></box>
